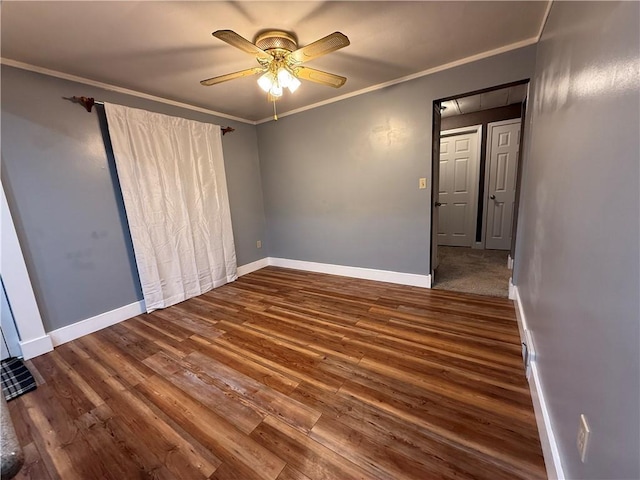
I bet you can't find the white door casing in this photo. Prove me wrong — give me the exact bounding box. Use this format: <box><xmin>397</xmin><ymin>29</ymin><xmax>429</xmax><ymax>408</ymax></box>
<box><xmin>1</xmin><ymin>181</ymin><xmax>53</xmax><ymax>359</ymax></box>
<box><xmin>437</xmin><ymin>127</ymin><xmax>481</xmax><ymax>247</ymax></box>
<box><xmin>485</xmin><ymin>119</ymin><xmax>521</xmax><ymax>250</ymax></box>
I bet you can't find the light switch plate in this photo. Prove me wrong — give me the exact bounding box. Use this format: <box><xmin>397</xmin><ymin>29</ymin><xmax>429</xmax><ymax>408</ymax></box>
<box><xmin>419</xmin><ymin>178</ymin><xmax>427</xmax><ymax>189</ymax></box>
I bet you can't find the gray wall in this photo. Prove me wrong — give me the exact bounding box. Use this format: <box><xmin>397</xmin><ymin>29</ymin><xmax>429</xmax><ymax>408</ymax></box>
<box><xmin>513</xmin><ymin>2</ymin><xmax>639</xmax><ymax>478</ymax></box>
<box><xmin>1</xmin><ymin>65</ymin><xmax>267</xmax><ymax>332</ymax></box>
<box><xmin>257</xmin><ymin>46</ymin><xmax>536</xmax><ymax>275</ymax></box>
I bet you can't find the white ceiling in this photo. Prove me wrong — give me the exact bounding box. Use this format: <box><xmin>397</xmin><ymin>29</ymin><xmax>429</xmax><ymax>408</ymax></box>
<box><xmin>441</xmin><ymin>84</ymin><xmax>529</xmax><ymax>117</ymax></box>
<box><xmin>1</xmin><ymin>1</ymin><xmax>549</xmax><ymax>123</ymax></box>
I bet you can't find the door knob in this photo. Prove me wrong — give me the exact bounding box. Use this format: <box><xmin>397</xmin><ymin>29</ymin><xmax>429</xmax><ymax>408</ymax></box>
<box><xmin>435</xmin><ymin>202</ymin><xmax>442</xmax><ymax>207</ymax></box>
<box><xmin>490</xmin><ymin>195</ymin><xmax>496</xmax><ymax>200</ymax></box>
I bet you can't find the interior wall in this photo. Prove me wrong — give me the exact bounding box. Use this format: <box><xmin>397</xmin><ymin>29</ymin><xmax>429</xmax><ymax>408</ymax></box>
<box><xmin>256</xmin><ymin>46</ymin><xmax>536</xmax><ymax>275</ymax></box>
<box><xmin>513</xmin><ymin>2</ymin><xmax>639</xmax><ymax>478</ymax></box>
<box><xmin>441</xmin><ymin>103</ymin><xmax>523</xmax><ymax>243</ymax></box>
<box><xmin>1</xmin><ymin>65</ymin><xmax>267</xmax><ymax>332</ymax></box>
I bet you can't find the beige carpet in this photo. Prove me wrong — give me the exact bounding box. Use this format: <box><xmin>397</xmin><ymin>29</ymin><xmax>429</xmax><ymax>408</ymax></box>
<box><xmin>433</xmin><ymin>246</ymin><xmax>511</xmax><ymax>297</ymax></box>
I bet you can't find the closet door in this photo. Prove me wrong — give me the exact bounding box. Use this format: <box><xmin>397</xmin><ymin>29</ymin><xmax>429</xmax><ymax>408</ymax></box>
<box><xmin>438</xmin><ymin>130</ymin><xmax>480</xmax><ymax>247</ymax></box>
<box><xmin>485</xmin><ymin>120</ymin><xmax>521</xmax><ymax>250</ymax></box>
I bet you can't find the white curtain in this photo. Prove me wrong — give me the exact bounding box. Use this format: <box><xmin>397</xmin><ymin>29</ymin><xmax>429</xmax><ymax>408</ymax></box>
<box><xmin>104</xmin><ymin>103</ymin><xmax>237</xmax><ymax>312</ymax></box>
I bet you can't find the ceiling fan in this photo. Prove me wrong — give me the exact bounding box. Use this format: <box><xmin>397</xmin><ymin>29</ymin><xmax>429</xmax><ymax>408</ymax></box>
<box><xmin>200</xmin><ymin>30</ymin><xmax>350</xmax><ymax>102</ymax></box>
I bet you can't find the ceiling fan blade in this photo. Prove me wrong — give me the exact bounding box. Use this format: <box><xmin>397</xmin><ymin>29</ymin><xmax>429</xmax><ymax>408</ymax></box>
<box><xmin>295</xmin><ymin>67</ymin><xmax>347</xmax><ymax>88</ymax></box>
<box><xmin>287</xmin><ymin>32</ymin><xmax>350</xmax><ymax>64</ymax></box>
<box><xmin>200</xmin><ymin>67</ymin><xmax>265</xmax><ymax>86</ymax></box>
<box><xmin>212</xmin><ymin>30</ymin><xmax>272</xmax><ymax>62</ymax></box>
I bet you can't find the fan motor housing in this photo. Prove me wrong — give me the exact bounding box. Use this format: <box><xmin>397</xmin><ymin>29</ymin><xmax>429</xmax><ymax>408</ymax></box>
<box><xmin>255</xmin><ymin>31</ymin><xmax>298</xmax><ymax>53</ymax></box>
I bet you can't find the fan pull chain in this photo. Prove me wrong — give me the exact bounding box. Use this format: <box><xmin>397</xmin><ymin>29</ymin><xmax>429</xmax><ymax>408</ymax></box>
<box><xmin>273</xmin><ymin>100</ymin><xmax>278</xmax><ymax>121</ymax></box>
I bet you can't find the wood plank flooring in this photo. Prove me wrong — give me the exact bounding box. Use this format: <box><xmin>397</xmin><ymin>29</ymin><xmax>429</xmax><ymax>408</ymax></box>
<box><xmin>8</xmin><ymin>267</ymin><xmax>546</xmax><ymax>479</ymax></box>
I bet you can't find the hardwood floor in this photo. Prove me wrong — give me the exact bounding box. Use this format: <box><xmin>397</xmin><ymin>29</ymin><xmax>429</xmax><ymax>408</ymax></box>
<box><xmin>8</xmin><ymin>267</ymin><xmax>546</xmax><ymax>479</ymax></box>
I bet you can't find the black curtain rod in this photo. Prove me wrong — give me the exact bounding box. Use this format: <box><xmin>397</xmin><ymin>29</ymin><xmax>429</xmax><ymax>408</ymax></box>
<box><xmin>65</xmin><ymin>96</ymin><xmax>235</xmax><ymax>135</ymax></box>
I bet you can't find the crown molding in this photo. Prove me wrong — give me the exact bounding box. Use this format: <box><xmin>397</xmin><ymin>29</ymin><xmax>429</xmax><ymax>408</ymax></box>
<box><xmin>0</xmin><ymin>57</ymin><xmax>256</xmax><ymax>125</ymax></box>
<box><xmin>256</xmin><ymin>36</ymin><xmax>539</xmax><ymax>124</ymax></box>
<box><xmin>538</xmin><ymin>0</ymin><xmax>554</xmax><ymax>41</ymax></box>
<box><xmin>2</xmin><ymin>31</ymin><xmax>542</xmax><ymax>127</ymax></box>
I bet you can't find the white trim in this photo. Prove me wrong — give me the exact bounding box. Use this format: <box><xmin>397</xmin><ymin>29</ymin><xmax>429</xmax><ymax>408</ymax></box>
<box><xmin>512</xmin><ymin>285</ymin><xmax>565</xmax><ymax>480</ymax></box>
<box><xmin>256</xmin><ymin>37</ymin><xmax>538</xmax><ymax>124</ymax></box>
<box><xmin>48</xmin><ymin>300</ymin><xmax>145</xmax><ymax>347</ymax></box>
<box><xmin>0</xmin><ymin>58</ymin><xmax>254</xmax><ymax>125</ymax></box>
<box><xmin>237</xmin><ymin>258</ymin><xmax>269</xmax><ymax>277</ymax></box>
<box><xmin>508</xmin><ymin>278</ymin><xmax>516</xmax><ymax>300</ymax></box>
<box><xmin>19</xmin><ymin>335</ymin><xmax>53</xmax><ymax>360</ymax></box>
<box><xmin>507</xmin><ymin>254</ymin><xmax>514</xmax><ymax>270</ymax></box>
<box><xmin>268</xmin><ymin>257</ymin><xmax>431</xmax><ymax>288</ymax></box>
<box><xmin>538</xmin><ymin>1</ymin><xmax>554</xmax><ymax>41</ymax></box>
<box><xmin>529</xmin><ymin>362</ymin><xmax>564</xmax><ymax>480</ymax></box>
<box><xmin>3</xmin><ymin>34</ymin><xmax>539</xmax><ymax>127</ymax></box>
<box><xmin>1</xmin><ymin>181</ymin><xmax>51</xmax><ymax>356</ymax></box>
<box><xmin>29</xmin><ymin>257</ymin><xmax>429</xmax><ymax>354</ymax></box>
<box><xmin>34</xmin><ymin>257</ymin><xmax>272</xmax><ymax>352</ymax></box>
<box><xmin>440</xmin><ymin>125</ymin><xmax>482</xmax><ymax>138</ymax></box>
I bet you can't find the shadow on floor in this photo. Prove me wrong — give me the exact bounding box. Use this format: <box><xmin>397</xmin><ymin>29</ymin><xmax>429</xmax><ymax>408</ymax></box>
<box><xmin>433</xmin><ymin>246</ymin><xmax>511</xmax><ymax>297</ymax></box>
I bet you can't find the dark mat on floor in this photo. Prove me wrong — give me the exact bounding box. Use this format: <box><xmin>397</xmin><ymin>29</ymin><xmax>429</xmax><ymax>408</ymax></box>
<box><xmin>1</xmin><ymin>357</ymin><xmax>37</xmax><ymax>401</ymax></box>
<box><xmin>433</xmin><ymin>246</ymin><xmax>511</xmax><ymax>297</ymax></box>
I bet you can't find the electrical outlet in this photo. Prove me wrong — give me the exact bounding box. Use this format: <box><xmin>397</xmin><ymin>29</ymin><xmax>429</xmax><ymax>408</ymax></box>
<box><xmin>577</xmin><ymin>414</ymin><xmax>590</xmax><ymax>463</ymax></box>
<box><xmin>419</xmin><ymin>178</ymin><xmax>427</xmax><ymax>189</ymax></box>
<box><xmin>256</xmin><ymin>240</ymin><xmax>262</xmax><ymax>249</ymax></box>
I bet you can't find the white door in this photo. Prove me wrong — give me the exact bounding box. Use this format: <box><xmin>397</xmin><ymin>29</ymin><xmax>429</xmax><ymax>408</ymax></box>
<box><xmin>485</xmin><ymin>120</ymin><xmax>521</xmax><ymax>250</ymax></box>
<box><xmin>438</xmin><ymin>130</ymin><xmax>480</xmax><ymax>247</ymax></box>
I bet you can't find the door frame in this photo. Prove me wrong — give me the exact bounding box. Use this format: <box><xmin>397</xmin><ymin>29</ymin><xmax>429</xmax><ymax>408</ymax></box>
<box><xmin>439</xmin><ymin>125</ymin><xmax>483</xmax><ymax>248</ymax></box>
<box><xmin>430</xmin><ymin>101</ymin><xmax>442</xmax><ymax>283</ymax></box>
<box><xmin>1</xmin><ymin>181</ymin><xmax>53</xmax><ymax>359</ymax></box>
<box><xmin>430</xmin><ymin>79</ymin><xmax>530</xmax><ymax>286</ymax></box>
<box><xmin>481</xmin><ymin>118</ymin><xmax>522</xmax><ymax>250</ymax></box>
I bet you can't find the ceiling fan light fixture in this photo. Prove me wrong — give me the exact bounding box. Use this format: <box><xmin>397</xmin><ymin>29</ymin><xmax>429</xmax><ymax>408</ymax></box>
<box><xmin>277</xmin><ymin>68</ymin><xmax>294</xmax><ymax>88</ymax></box>
<box><xmin>257</xmin><ymin>71</ymin><xmax>276</xmax><ymax>92</ymax></box>
<box><xmin>287</xmin><ymin>76</ymin><xmax>301</xmax><ymax>93</ymax></box>
<box><xmin>269</xmin><ymin>83</ymin><xmax>283</xmax><ymax>97</ymax></box>
<box><xmin>278</xmin><ymin>68</ymin><xmax>301</xmax><ymax>93</ymax></box>
<box><xmin>203</xmin><ymin>29</ymin><xmax>350</xmax><ymax>107</ymax></box>
<box><xmin>259</xmin><ymin>67</ymin><xmax>301</xmax><ymax>97</ymax></box>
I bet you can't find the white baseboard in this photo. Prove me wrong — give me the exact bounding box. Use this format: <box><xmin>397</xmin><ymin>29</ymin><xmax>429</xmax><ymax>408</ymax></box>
<box><xmin>237</xmin><ymin>257</ymin><xmax>269</xmax><ymax>277</ymax></box>
<box><xmin>512</xmin><ymin>285</ymin><xmax>565</xmax><ymax>480</ymax></box>
<box><xmin>48</xmin><ymin>300</ymin><xmax>145</xmax><ymax>347</ymax></box>
<box><xmin>507</xmin><ymin>255</ymin><xmax>514</xmax><ymax>270</ymax></box>
<box><xmin>38</xmin><ymin>257</ymin><xmax>429</xmax><ymax>353</ymax></box>
<box><xmin>268</xmin><ymin>257</ymin><xmax>431</xmax><ymax>288</ymax></box>
<box><xmin>508</xmin><ymin>278</ymin><xmax>516</xmax><ymax>300</ymax></box>
<box><xmin>513</xmin><ymin>285</ymin><xmax>528</xmax><ymax>341</ymax></box>
<box><xmin>19</xmin><ymin>335</ymin><xmax>53</xmax><ymax>360</ymax></box>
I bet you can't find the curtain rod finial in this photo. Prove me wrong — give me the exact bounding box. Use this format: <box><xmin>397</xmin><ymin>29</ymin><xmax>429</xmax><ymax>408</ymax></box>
<box><xmin>221</xmin><ymin>126</ymin><xmax>235</xmax><ymax>136</ymax></box>
<box><xmin>65</xmin><ymin>96</ymin><xmax>96</xmax><ymax>112</ymax></box>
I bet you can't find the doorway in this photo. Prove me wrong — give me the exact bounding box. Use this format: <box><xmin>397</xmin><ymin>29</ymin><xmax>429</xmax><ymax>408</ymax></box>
<box><xmin>430</xmin><ymin>81</ymin><xmax>528</xmax><ymax>297</ymax></box>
